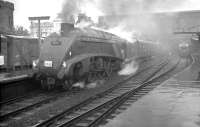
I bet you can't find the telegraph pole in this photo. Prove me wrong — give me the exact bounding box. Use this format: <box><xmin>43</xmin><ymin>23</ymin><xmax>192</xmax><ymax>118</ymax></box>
<box><xmin>28</xmin><ymin>16</ymin><xmax>50</xmax><ymax>39</ymax></box>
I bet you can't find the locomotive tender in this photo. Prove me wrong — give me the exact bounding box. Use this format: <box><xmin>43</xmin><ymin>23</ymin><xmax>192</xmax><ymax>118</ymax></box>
<box><xmin>34</xmin><ymin>23</ymin><xmax>128</xmax><ymax>90</ymax></box>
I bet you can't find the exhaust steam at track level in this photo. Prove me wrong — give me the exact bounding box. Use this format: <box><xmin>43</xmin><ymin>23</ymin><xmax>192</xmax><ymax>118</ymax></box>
<box><xmin>118</xmin><ymin>60</ymin><xmax>139</xmax><ymax>76</ymax></box>
<box><xmin>72</xmin><ymin>80</ymin><xmax>105</xmax><ymax>89</ymax></box>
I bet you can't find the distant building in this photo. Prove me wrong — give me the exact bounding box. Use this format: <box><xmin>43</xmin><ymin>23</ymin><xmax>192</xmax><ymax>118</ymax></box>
<box><xmin>30</xmin><ymin>22</ymin><xmax>54</xmax><ymax>38</ymax></box>
<box><xmin>99</xmin><ymin>10</ymin><xmax>200</xmax><ymax>42</ymax></box>
<box><xmin>0</xmin><ymin>1</ymin><xmax>14</xmax><ymax>34</ymax></box>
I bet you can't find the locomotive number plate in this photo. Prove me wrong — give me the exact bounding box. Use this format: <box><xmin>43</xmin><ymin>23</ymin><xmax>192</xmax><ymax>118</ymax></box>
<box><xmin>44</xmin><ymin>61</ymin><xmax>52</xmax><ymax>67</ymax></box>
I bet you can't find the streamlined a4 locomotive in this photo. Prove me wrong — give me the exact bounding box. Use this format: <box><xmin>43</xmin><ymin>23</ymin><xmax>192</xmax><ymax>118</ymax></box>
<box><xmin>34</xmin><ymin>23</ymin><xmax>127</xmax><ymax>90</ymax></box>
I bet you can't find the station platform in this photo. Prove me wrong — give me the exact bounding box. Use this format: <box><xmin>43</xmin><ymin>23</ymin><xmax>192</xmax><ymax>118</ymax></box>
<box><xmin>0</xmin><ymin>70</ymin><xmax>33</xmax><ymax>84</ymax></box>
<box><xmin>103</xmin><ymin>55</ymin><xmax>200</xmax><ymax>127</ymax></box>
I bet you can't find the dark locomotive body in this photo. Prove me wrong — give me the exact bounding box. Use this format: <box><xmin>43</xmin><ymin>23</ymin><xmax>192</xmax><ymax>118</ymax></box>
<box><xmin>35</xmin><ymin>23</ymin><xmax>160</xmax><ymax>90</ymax></box>
<box><xmin>35</xmin><ymin>24</ymin><xmax>127</xmax><ymax>90</ymax></box>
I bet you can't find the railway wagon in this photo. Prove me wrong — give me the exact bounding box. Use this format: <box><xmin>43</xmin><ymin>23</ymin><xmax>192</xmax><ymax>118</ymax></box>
<box><xmin>34</xmin><ymin>23</ymin><xmax>127</xmax><ymax>90</ymax></box>
<box><xmin>0</xmin><ymin>34</ymin><xmax>39</xmax><ymax>72</ymax></box>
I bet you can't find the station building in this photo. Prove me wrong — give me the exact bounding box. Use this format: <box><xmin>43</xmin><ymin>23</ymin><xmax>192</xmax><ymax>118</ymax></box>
<box><xmin>30</xmin><ymin>22</ymin><xmax>54</xmax><ymax>38</ymax></box>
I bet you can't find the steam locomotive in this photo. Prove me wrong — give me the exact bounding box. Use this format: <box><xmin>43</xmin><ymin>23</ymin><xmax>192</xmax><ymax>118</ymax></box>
<box><xmin>0</xmin><ymin>34</ymin><xmax>39</xmax><ymax>72</ymax></box>
<box><xmin>178</xmin><ymin>42</ymin><xmax>190</xmax><ymax>57</ymax></box>
<box><xmin>34</xmin><ymin>23</ymin><xmax>159</xmax><ymax>90</ymax></box>
<box><xmin>33</xmin><ymin>23</ymin><xmax>129</xmax><ymax>90</ymax></box>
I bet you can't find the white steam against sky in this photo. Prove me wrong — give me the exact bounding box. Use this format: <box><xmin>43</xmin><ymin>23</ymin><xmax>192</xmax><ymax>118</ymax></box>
<box><xmin>6</xmin><ymin>0</ymin><xmax>200</xmax><ymax>29</ymax></box>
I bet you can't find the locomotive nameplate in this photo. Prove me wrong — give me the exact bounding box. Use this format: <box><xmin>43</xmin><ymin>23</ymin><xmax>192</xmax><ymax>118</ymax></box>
<box><xmin>44</xmin><ymin>60</ymin><xmax>53</xmax><ymax>67</ymax></box>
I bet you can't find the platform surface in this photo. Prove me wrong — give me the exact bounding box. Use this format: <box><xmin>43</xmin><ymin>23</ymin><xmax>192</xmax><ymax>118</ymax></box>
<box><xmin>103</xmin><ymin>56</ymin><xmax>200</xmax><ymax>127</ymax></box>
<box><xmin>0</xmin><ymin>70</ymin><xmax>32</xmax><ymax>83</ymax></box>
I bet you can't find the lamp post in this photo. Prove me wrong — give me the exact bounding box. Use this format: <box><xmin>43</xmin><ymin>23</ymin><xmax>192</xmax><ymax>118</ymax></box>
<box><xmin>28</xmin><ymin>16</ymin><xmax>50</xmax><ymax>39</ymax></box>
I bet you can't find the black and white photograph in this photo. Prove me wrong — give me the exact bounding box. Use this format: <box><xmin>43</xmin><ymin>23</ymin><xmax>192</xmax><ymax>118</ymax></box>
<box><xmin>0</xmin><ymin>0</ymin><xmax>200</xmax><ymax>126</ymax></box>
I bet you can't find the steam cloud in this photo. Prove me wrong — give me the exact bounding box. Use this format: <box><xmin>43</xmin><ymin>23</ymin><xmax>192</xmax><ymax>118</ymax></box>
<box><xmin>98</xmin><ymin>0</ymin><xmax>189</xmax><ymax>15</ymax></box>
<box><xmin>59</xmin><ymin>0</ymin><xmax>196</xmax><ymax>21</ymax></box>
<box><xmin>118</xmin><ymin>60</ymin><xmax>139</xmax><ymax>75</ymax></box>
<box><xmin>59</xmin><ymin>0</ymin><xmax>199</xmax><ymax>45</ymax></box>
<box><xmin>58</xmin><ymin>0</ymin><xmax>79</xmax><ymax>23</ymax></box>
<box><xmin>72</xmin><ymin>81</ymin><xmax>85</xmax><ymax>88</ymax></box>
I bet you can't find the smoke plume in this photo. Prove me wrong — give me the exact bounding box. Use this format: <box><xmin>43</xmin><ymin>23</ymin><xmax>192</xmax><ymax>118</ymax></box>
<box><xmin>59</xmin><ymin>0</ymin><xmax>199</xmax><ymax>43</ymax></box>
<box><xmin>59</xmin><ymin>0</ymin><xmax>196</xmax><ymax>20</ymax></box>
<box><xmin>58</xmin><ymin>0</ymin><xmax>102</xmax><ymax>23</ymax></box>
<box><xmin>98</xmin><ymin>0</ymin><xmax>196</xmax><ymax>15</ymax></box>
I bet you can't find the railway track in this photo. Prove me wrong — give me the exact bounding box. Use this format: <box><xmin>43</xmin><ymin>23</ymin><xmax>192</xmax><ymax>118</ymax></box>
<box><xmin>0</xmin><ymin>90</ymin><xmax>73</xmax><ymax>122</ymax></box>
<box><xmin>0</xmin><ymin>90</ymin><xmax>45</xmax><ymax>106</ymax></box>
<box><xmin>0</xmin><ymin>56</ymin><xmax>153</xmax><ymax>106</ymax></box>
<box><xmin>0</xmin><ymin>57</ymin><xmax>158</xmax><ymax>124</ymax></box>
<box><xmin>0</xmin><ymin>57</ymin><xmax>171</xmax><ymax>127</ymax></box>
<box><xmin>32</xmin><ymin>59</ymin><xmax>172</xmax><ymax>127</ymax></box>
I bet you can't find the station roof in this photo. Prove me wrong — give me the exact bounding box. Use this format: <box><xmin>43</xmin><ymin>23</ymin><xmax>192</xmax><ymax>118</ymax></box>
<box><xmin>6</xmin><ymin>34</ymin><xmax>38</xmax><ymax>39</ymax></box>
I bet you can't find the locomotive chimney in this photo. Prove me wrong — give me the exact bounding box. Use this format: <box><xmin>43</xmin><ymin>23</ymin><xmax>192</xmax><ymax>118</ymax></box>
<box><xmin>61</xmin><ymin>23</ymin><xmax>74</xmax><ymax>36</ymax></box>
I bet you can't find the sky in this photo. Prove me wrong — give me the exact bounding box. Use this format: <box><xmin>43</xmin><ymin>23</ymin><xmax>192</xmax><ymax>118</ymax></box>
<box><xmin>7</xmin><ymin>0</ymin><xmax>64</xmax><ymax>29</ymax></box>
<box><xmin>5</xmin><ymin>0</ymin><xmax>200</xmax><ymax>30</ymax></box>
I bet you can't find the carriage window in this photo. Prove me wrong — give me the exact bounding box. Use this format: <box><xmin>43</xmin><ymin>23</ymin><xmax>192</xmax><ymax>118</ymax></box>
<box><xmin>51</xmin><ymin>40</ymin><xmax>62</xmax><ymax>45</ymax></box>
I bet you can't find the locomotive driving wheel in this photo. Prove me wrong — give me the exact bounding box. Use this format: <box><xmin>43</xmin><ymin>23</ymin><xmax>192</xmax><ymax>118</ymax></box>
<box><xmin>87</xmin><ymin>72</ymin><xmax>96</xmax><ymax>83</ymax></box>
<box><xmin>62</xmin><ymin>80</ymin><xmax>72</xmax><ymax>90</ymax></box>
<box><xmin>105</xmin><ymin>61</ymin><xmax>113</xmax><ymax>78</ymax></box>
<box><xmin>41</xmin><ymin>80</ymin><xmax>47</xmax><ymax>90</ymax></box>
